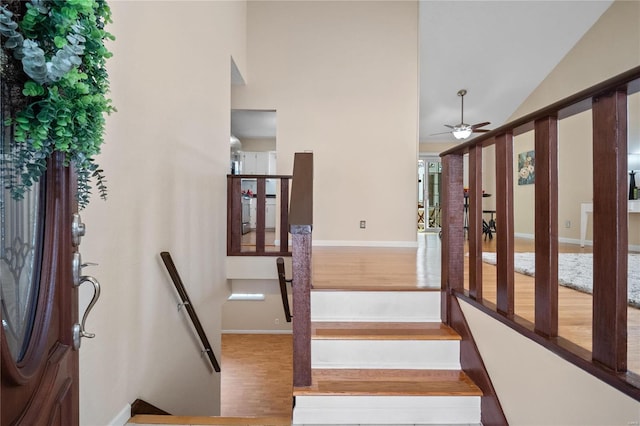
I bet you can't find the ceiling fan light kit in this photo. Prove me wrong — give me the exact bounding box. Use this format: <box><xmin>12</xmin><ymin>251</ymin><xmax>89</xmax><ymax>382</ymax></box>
<box><xmin>452</xmin><ymin>126</ymin><xmax>473</xmax><ymax>140</ymax></box>
<box><xmin>434</xmin><ymin>89</ymin><xmax>491</xmax><ymax>140</ymax></box>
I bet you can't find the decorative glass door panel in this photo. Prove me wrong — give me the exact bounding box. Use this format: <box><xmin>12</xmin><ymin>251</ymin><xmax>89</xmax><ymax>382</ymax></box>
<box><xmin>0</xmin><ymin>168</ymin><xmax>45</xmax><ymax>362</ymax></box>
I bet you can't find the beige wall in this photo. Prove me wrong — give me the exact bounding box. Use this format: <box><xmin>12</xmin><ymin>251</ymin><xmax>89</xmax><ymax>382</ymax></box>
<box><xmin>460</xmin><ymin>300</ymin><xmax>640</xmax><ymax>425</ymax></box>
<box><xmin>490</xmin><ymin>0</ymin><xmax>640</xmax><ymax>244</ymax></box>
<box><xmin>510</xmin><ymin>1</ymin><xmax>640</xmax><ymax>120</ymax></box>
<box><xmin>240</xmin><ymin>138</ymin><xmax>277</xmax><ymax>152</ymax></box>
<box><xmin>419</xmin><ymin>141</ymin><xmax>457</xmax><ymax>155</ymax></box>
<box><xmin>78</xmin><ymin>2</ymin><xmax>247</xmax><ymax>424</ymax></box>
<box><xmin>232</xmin><ymin>1</ymin><xmax>419</xmax><ymax>245</ymax></box>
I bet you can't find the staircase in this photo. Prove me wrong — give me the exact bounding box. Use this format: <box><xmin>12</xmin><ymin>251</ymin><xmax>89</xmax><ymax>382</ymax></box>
<box><xmin>292</xmin><ymin>289</ymin><xmax>482</xmax><ymax>425</ymax></box>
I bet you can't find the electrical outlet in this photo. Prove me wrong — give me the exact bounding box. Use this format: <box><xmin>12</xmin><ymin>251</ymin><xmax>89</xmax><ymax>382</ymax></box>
<box><xmin>275</xmin><ymin>318</ymin><xmax>280</xmax><ymax>325</ymax></box>
<box><xmin>360</xmin><ymin>220</ymin><xmax>366</xmax><ymax>229</ymax></box>
<box><xmin>565</xmin><ymin>220</ymin><xmax>571</xmax><ymax>229</ymax></box>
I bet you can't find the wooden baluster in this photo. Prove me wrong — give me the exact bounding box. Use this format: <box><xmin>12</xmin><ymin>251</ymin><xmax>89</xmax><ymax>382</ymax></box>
<box><xmin>227</xmin><ymin>176</ymin><xmax>242</xmax><ymax>255</ymax></box>
<box><xmin>592</xmin><ymin>89</ymin><xmax>628</xmax><ymax>372</ymax></box>
<box><xmin>495</xmin><ymin>133</ymin><xmax>515</xmax><ymax>317</ymax></box>
<box><xmin>441</xmin><ymin>153</ymin><xmax>464</xmax><ymax>324</ymax></box>
<box><xmin>468</xmin><ymin>145</ymin><xmax>483</xmax><ymax>301</ymax></box>
<box><xmin>280</xmin><ymin>178</ymin><xmax>290</xmax><ymax>253</ymax></box>
<box><xmin>256</xmin><ymin>178</ymin><xmax>266</xmax><ymax>253</ymax></box>
<box><xmin>534</xmin><ymin>116</ymin><xmax>559</xmax><ymax>337</ymax></box>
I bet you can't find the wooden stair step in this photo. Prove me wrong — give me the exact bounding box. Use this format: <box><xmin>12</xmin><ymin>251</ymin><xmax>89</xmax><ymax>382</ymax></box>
<box><xmin>293</xmin><ymin>369</ymin><xmax>482</xmax><ymax>397</ymax></box>
<box><xmin>311</xmin><ymin>286</ymin><xmax>441</xmax><ymax>291</ymax></box>
<box><xmin>312</xmin><ymin>321</ymin><xmax>461</xmax><ymax>340</ymax></box>
<box><xmin>128</xmin><ymin>414</ymin><xmax>291</xmax><ymax>425</ymax></box>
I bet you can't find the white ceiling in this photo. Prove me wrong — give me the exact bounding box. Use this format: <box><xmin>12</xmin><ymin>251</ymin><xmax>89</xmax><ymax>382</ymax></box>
<box><xmin>420</xmin><ymin>0</ymin><xmax>613</xmax><ymax>143</ymax></box>
<box><xmin>231</xmin><ymin>109</ymin><xmax>277</xmax><ymax>139</ymax></box>
<box><xmin>231</xmin><ymin>1</ymin><xmax>614</xmax><ymax>143</ymax></box>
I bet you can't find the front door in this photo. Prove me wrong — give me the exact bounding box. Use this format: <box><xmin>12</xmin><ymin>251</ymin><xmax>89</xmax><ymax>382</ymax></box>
<box><xmin>1</xmin><ymin>152</ymin><xmax>81</xmax><ymax>425</ymax></box>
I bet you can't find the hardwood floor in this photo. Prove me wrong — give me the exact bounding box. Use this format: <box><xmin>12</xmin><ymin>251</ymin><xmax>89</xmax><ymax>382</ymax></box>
<box><xmin>221</xmin><ymin>334</ymin><xmax>293</xmax><ymax>418</ymax></box>
<box><xmin>470</xmin><ymin>236</ymin><xmax>640</xmax><ymax>374</ymax></box>
<box><xmin>220</xmin><ymin>233</ymin><xmax>640</xmax><ymax>417</ymax></box>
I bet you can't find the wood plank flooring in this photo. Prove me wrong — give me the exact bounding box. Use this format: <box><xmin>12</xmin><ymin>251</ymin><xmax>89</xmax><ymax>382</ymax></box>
<box><xmin>221</xmin><ymin>334</ymin><xmax>293</xmax><ymax>418</ymax></box>
<box><xmin>471</xmin><ymin>237</ymin><xmax>640</xmax><ymax>374</ymax></box>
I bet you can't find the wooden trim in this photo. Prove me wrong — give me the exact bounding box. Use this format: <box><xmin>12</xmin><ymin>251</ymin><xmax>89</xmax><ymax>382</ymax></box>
<box><xmin>468</xmin><ymin>146</ymin><xmax>483</xmax><ymax>301</ymax></box>
<box><xmin>130</xmin><ymin>399</ymin><xmax>170</xmax><ymax>416</ymax></box>
<box><xmin>160</xmin><ymin>252</ymin><xmax>220</xmax><ymax>372</ymax></box>
<box><xmin>449</xmin><ymin>297</ymin><xmax>507</xmax><ymax>425</ymax></box>
<box><xmin>440</xmin><ymin>154</ymin><xmax>464</xmax><ymax>324</ymax></box>
<box><xmin>534</xmin><ymin>116</ymin><xmax>559</xmax><ymax>337</ymax></box>
<box><xmin>591</xmin><ymin>90</ymin><xmax>628</xmax><ymax>372</ymax></box>
<box><xmin>494</xmin><ymin>133</ymin><xmax>514</xmax><ymax>317</ymax></box>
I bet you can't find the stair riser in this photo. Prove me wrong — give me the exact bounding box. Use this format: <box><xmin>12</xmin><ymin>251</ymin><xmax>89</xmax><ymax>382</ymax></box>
<box><xmin>312</xmin><ymin>340</ymin><xmax>461</xmax><ymax>369</ymax></box>
<box><xmin>311</xmin><ymin>291</ymin><xmax>441</xmax><ymax>322</ymax></box>
<box><xmin>293</xmin><ymin>395</ymin><xmax>481</xmax><ymax>424</ymax></box>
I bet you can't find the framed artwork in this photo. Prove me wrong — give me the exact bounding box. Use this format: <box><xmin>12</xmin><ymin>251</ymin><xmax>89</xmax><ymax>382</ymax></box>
<box><xmin>518</xmin><ymin>150</ymin><xmax>535</xmax><ymax>185</ymax></box>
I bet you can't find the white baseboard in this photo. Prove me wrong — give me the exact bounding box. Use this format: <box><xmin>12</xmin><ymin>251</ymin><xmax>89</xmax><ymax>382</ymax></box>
<box><xmin>108</xmin><ymin>403</ymin><xmax>131</xmax><ymax>426</ymax></box>
<box><xmin>514</xmin><ymin>232</ymin><xmax>534</xmax><ymax>240</ymax></box>
<box><xmin>222</xmin><ymin>329</ymin><xmax>292</xmax><ymax>334</ymax></box>
<box><xmin>313</xmin><ymin>240</ymin><xmax>418</xmax><ymax>248</ymax></box>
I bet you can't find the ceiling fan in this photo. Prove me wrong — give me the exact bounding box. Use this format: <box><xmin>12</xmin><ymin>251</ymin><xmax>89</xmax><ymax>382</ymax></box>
<box><xmin>433</xmin><ymin>89</ymin><xmax>491</xmax><ymax>140</ymax></box>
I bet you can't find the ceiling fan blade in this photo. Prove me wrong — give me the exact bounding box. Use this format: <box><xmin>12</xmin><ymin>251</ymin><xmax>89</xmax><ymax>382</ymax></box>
<box><xmin>471</xmin><ymin>121</ymin><xmax>491</xmax><ymax>129</ymax></box>
<box><xmin>444</xmin><ymin>124</ymin><xmax>455</xmax><ymax>129</ymax></box>
<box><xmin>472</xmin><ymin>128</ymin><xmax>491</xmax><ymax>133</ymax></box>
<box><xmin>430</xmin><ymin>131</ymin><xmax>454</xmax><ymax>136</ymax></box>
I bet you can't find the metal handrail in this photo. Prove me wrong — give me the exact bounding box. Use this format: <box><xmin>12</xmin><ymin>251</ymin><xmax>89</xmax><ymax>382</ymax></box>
<box><xmin>276</xmin><ymin>257</ymin><xmax>293</xmax><ymax>322</ymax></box>
<box><xmin>160</xmin><ymin>251</ymin><xmax>220</xmax><ymax>372</ymax></box>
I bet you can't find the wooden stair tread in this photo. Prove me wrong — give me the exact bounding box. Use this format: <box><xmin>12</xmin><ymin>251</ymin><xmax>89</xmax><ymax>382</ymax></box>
<box><xmin>311</xmin><ymin>286</ymin><xmax>440</xmax><ymax>291</ymax></box>
<box><xmin>128</xmin><ymin>414</ymin><xmax>291</xmax><ymax>425</ymax></box>
<box><xmin>311</xmin><ymin>321</ymin><xmax>461</xmax><ymax>340</ymax></box>
<box><xmin>293</xmin><ymin>369</ymin><xmax>482</xmax><ymax>397</ymax></box>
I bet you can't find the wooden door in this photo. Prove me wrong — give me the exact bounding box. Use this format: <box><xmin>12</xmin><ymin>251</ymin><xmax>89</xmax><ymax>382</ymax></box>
<box><xmin>1</xmin><ymin>154</ymin><xmax>80</xmax><ymax>425</ymax></box>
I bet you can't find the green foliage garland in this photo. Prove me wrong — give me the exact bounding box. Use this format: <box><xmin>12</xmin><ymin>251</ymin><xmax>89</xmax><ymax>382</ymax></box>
<box><xmin>0</xmin><ymin>0</ymin><xmax>114</xmax><ymax>208</ymax></box>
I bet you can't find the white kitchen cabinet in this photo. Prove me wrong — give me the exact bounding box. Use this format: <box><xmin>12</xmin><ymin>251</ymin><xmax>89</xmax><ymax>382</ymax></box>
<box><xmin>265</xmin><ymin>199</ymin><xmax>276</xmax><ymax>229</ymax></box>
<box><xmin>249</xmin><ymin>198</ymin><xmax>257</xmax><ymax>229</ymax></box>
<box><xmin>241</xmin><ymin>151</ymin><xmax>275</xmax><ymax>175</ymax></box>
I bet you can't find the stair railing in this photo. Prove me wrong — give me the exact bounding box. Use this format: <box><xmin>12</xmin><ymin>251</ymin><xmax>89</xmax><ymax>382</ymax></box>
<box><xmin>289</xmin><ymin>152</ymin><xmax>314</xmax><ymax>387</ymax></box>
<box><xmin>227</xmin><ymin>175</ymin><xmax>292</xmax><ymax>256</ymax></box>
<box><xmin>276</xmin><ymin>257</ymin><xmax>293</xmax><ymax>322</ymax></box>
<box><xmin>160</xmin><ymin>251</ymin><xmax>221</xmax><ymax>372</ymax></box>
<box><xmin>440</xmin><ymin>66</ymin><xmax>640</xmax><ymax>401</ymax></box>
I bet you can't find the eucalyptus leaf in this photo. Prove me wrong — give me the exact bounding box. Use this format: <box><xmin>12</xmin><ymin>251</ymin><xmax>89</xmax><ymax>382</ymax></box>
<box><xmin>1</xmin><ymin>0</ymin><xmax>114</xmax><ymax>207</ymax></box>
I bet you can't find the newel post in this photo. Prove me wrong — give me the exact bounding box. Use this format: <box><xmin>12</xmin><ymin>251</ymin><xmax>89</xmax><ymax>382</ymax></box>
<box><xmin>441</xmin><ymin>153</ymin><xmax>464</xmax><ymax>324</ymax></box>
<box><xmin>289</xmin><ymin>152</ymin><xmax>314</xmax><ymax>387</ymax></box>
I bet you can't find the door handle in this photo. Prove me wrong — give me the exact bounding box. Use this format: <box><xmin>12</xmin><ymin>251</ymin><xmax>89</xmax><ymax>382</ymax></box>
<box><xmin>73</xmin><ymin>275</ymin><xmax>101</xmax><ymax>350</ymax></box>
<box><xmin>71</xmin><ymin>252</ymin><xmax>98</xmax><ymax>287</ymax></box>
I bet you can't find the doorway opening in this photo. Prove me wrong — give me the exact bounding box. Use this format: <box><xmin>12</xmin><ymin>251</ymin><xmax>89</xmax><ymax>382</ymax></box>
<box><xmin>418</xmin><ymin>156</ymin><xmax>442</xmax><ymax>232</ymax></box>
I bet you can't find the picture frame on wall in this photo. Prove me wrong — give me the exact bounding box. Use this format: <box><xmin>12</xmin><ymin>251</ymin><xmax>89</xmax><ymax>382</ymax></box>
<box><xmin>518</xmin><ymin>150</ymin><xmax>535</xmax><ymax>185</ymax></box>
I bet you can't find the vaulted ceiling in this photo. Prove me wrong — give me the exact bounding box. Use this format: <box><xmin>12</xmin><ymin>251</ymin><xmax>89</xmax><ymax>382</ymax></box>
<box><xmin>419</xmin><ymin>0</ymin><xmax>613</xmax><ymax>143</ymax></box>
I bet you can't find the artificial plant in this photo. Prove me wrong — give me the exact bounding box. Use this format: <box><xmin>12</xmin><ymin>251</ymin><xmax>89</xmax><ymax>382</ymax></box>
<box><xmin>0</xmin><ymin>0</ymin><xmax>114</xmax><ymax>208</ymax></box>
